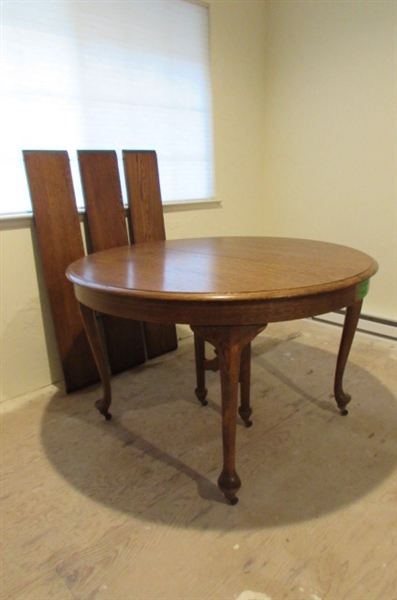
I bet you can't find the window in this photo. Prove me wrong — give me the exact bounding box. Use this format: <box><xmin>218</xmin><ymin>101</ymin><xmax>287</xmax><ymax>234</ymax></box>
<box><xmin>0</xmin><ymin>0</ymin><xmax>214</xmax><ymax>216</ymax></box>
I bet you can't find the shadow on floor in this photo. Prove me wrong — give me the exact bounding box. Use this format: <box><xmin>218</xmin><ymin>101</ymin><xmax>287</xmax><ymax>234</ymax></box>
<box><xmin>40</xmin><ymin>337</ymin><xmax>397</xmax><ymax>530</ymax></box>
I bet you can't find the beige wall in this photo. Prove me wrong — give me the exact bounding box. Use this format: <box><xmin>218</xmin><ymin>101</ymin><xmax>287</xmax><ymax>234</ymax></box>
<box><xmin>0</xmin><ymin>1</ymin><xmax>269</xmax><ymax>401</ymax></box>
<box><xmin>263</xmin><ymin>0</ymin><xmax>396</xmax><ymax>320</ymax></box>
<box><xmin>1</xmin><ymin>0</ymin><xmax>396</xmax><ymax>401</ymax></box>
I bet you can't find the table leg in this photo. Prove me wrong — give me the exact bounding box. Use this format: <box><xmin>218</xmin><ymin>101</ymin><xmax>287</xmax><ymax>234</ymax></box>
<box><xmin>194</xmin><ymin>333</ymin><xmax>209</xmax><ymax>406</ymax></box>
<box><xmin>78</xmin><ymin>302</ymin><xmax>112</xmax><ymax>420</ymax></box>
<box><xmin>238</xmin><ymin>343</ymin><xmax>252</xmax><ymax>427</ymax></box>
<box><xmin>191</xmin><ymin>324</ymin><xmax>266</xmax><ymax>504</ymax></box>
<box><xmin>334</xmin><ymin>299</ymin><xmax>363</xmax><ymax>415</ymax></box>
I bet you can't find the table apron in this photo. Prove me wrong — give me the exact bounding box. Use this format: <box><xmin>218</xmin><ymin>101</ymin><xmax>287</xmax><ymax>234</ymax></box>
<box><xmin>73</xmin><ymin>284</ymin><xmax>359</xmax><ymax>325</ymax></box>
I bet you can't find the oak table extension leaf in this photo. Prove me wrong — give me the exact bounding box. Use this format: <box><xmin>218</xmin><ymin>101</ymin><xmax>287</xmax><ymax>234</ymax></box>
<box><xmin>66</xmin><ymin>236</ymin><xmax>378</xmax><ymax>504</ymax></box>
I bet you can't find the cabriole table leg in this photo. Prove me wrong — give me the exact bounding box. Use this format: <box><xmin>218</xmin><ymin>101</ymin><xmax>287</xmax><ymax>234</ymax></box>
<box><xmin>191</xmin><ymin>324</ymin><xmax>266</xmax><ymax>504</ymax></box>
<box><xmin>194</xmin><ymin>333</ymin><xmax>208</xmax><ymax>406</ymax></box>
<box><xmin>334</xmin><ymin>299</ymin><xmax>363</xmax><ymax>415</ymax></box>
<box><xmin>238</xmin><ymin>343</ymin><xmax>253</xmax><ymax>427</ymax></box>
<box><xmin>78</xmin><ymin>302</ymin><xmax>112</xmax><ymax>420</ymax></box>
<box><xmin>238</xmin><ymin>325</ymin><xmax>267</xmax><ymax>427</ymax></box>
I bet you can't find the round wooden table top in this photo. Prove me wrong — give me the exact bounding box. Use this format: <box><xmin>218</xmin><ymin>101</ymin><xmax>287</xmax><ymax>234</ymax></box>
<box><xmin>66</xmin><ymin>237</ymin><xmax>378</xmax><ymax>324</ymax></box>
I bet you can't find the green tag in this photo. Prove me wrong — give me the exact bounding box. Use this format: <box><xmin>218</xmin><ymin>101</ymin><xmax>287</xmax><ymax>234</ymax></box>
<box><xmin>358</xmin><ymin>279</ymin><xmax>370</xmax><ymax>299</ymax></box>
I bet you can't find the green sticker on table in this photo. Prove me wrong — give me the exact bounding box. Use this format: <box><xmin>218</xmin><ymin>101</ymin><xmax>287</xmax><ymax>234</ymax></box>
<box><xmin>358</xmin><ymin>279</ymin><xmax>370</xmax><ymax>299</ymax></box>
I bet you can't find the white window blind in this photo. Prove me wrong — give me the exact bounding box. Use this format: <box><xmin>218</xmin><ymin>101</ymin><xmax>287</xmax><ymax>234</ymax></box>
<box><xmin>0</xmin><ymin>0</ymin><xmax>214</xmax><ymax>216</ymax></box>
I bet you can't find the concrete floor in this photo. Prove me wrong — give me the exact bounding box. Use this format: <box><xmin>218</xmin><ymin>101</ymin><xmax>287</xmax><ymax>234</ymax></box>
<box><xmin>1</xmin><ymin>319</ymin><xmax>396</xmax><ymax>600</ymax></box>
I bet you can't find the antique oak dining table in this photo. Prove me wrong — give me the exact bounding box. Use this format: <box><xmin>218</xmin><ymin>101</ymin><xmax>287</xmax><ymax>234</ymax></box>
<box><xmin>66</xmin><ymin>236</ymin><xmax>378</xmax><ymax>504</ymax></box>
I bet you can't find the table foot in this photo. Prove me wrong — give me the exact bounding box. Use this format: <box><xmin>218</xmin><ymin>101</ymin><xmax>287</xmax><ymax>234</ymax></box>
<box><xmin>218</xmin><ymin>469</ymin><xmax>241</xmax><ymax>504</ymax></box>
<box><xmin>335</xmin><ymin>390</ymin><xmax>351</xmax><ymax>416</ymax></box>
<box><xmin>194</xmin><ymin>387</ymin><xmax>208</xmax><ymax>406</ymax></box>
<box><xmin>334</xmin><ymin>299</ymin><xmax>363</xmax><ymax>415</ymax></box>
<box><xmin>95</xmin><ymin>399</ymin><xmax>112</xmax><ymax>420</ymax></box>
<box><xmin>238</xmin><ymin>406</ymin><xmax>253</xmax><ymax>427</ymax></box>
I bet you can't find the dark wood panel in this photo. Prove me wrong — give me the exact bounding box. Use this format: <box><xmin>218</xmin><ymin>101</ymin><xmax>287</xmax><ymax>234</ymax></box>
<box><xmin>123</xmin><ymin>150</ymin><xmax>177</xmax><ymax>358</ymax></box>
<box><xmin>122</xmin><ymin>150</ymin><xmax>166</xmax><ymax>244</ymax></box>
<box><xmin>77</xmin><ymin>150</ymin><xmax>146</xmax><ymax>373</ymax></box>
<box><xmin>23</xmin><ymin>150</ymin><xmax>99</xmax><ymax>391</ymax></box>
<box><xmin>78</xmin><ymin>151</ymin><xmax>128</xmax><ymax>249</ymax></box>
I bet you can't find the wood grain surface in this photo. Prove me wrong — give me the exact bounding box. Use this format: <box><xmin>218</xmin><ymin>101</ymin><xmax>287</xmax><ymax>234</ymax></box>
<box><xmin>67</xmin><ymin>237</ymin><xmax>378</xmax><ymax>301</ymax></box>
<box><xmin>23</xmin><ymin>150</ymin><xmax>99</xmax><ymax>391</ymax></box>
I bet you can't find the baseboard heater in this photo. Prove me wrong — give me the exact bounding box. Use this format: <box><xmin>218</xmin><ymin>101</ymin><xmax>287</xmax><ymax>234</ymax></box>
<box><xmin>312</xmin><ymin>311</ymin><xmax>397</xmax><ymax>341</ymax></box>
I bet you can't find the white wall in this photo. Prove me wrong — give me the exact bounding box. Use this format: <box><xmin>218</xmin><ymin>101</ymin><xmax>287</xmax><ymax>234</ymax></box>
<box><xmin>0</xmin><ymin>1</ymin><xmax>269</xmax><ymax>401</ymax></box>
<box><xmin>263</xmin><ymin>0</ymin><xmax>396</xmax><ymax>320</ymax></box>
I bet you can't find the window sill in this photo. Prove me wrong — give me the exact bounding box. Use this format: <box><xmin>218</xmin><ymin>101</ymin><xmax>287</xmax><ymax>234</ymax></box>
<box><xmin>163</xmin><ymin>198</ymin><xmax>221</xmax><ymax>212</ymax></box>
<box><xmin>0</xmin><ymin>198</ymin><xmax>222</xmax><ymax>230</ymax></box>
